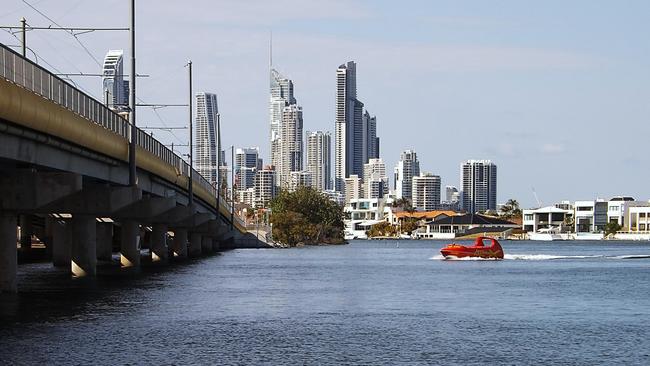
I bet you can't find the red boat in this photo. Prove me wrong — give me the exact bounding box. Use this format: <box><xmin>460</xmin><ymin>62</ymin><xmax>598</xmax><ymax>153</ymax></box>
<box><xmin>440</xmin><ymin>237</ymin><xmax>504</xmax><ymax>259</ymax></box>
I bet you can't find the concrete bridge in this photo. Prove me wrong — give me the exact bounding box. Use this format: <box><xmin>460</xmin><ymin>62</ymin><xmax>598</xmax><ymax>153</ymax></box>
<box><xmin>0</xmin><ymin>43</ymin><xmax>267</xmax><ymax>293</ymax></box>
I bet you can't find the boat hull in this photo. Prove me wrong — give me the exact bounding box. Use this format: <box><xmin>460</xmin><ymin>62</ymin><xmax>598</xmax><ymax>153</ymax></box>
<box><xmin>440</xmin><ymin>237</ymin><xmax>504</xmax><ymax>259</ymax></box>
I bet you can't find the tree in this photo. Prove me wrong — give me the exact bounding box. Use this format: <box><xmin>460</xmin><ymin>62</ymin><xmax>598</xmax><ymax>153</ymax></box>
<box><xmin>269</xmin><ymin>186</ymin><xmax>345</xmax><ymax>246</ymax></box>
<box><xmin>604</xmin><ymin>221</ymin><xmax>622</xmax><ymax>237</ymax></box>
<box><xmin>367</xmin><ymin>221</ymin><xmax>397</xmax><ymax>237</ymax></box>
<box><xmin>500</xmin><ymin>198</ymin><xmax>522</xmax><ymax>219</ymax></box>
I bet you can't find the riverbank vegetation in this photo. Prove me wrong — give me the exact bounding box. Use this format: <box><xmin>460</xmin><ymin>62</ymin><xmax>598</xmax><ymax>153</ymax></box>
<box><xmin>269</xmin><ymin>187</ymin><xmax>345</xmax><ymax>246</ymax></box>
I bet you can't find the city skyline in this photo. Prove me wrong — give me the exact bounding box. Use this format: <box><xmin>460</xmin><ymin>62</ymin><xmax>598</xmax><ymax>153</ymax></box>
<box><xmin>3</xmin><ymin>0</ymin><xmax>648</xmax><ymax>207</ymax></box>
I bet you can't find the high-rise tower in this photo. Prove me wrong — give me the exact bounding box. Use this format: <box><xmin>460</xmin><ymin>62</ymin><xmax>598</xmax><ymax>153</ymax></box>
<box><xmin>278</xmin><ymin>104</ymin><xmax>303</xmax><ymax>188</ymax></box>
<box><xmin>195</xmin><ymin>92</ymin><xmax>220</xmax><ymax>184</ymax></box>
<box><xmin>335</xmin><ymin>61</ymin><xmax>366</xmax><ymax>193</ymax></box>
<box><xmin>394</xmin><ymin>150</ymin><xmax>420</xmax><ymax>201</ymax></box>
<box><xmin>102</xmin><ymin>50</ymin><xmax>129</xmax><ymax>110</ymax></box>
<box><xmin>306</xmin><ymin>131</ymin><xmax>331</xmax><ymax>191</ymax></box>
<box><xmin>460</xmin><ymin>160</ymin><xmax>498</xmax><ymax>213</ymax></box>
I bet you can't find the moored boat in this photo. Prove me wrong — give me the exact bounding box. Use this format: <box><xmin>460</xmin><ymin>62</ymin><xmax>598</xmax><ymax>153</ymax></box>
<box><xmin>440</xmin><ymin>236</ymin><xmax>504</xmax><ymax>259</ymax></box>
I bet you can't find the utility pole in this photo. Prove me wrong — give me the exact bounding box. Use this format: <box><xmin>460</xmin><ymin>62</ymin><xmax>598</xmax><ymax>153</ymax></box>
<box><xmin>231</xmin><ymin>145</ymin><xmax>234</xmax><ymax>230</ymax></box>
<box><xmin>128</xmin><ymin>0</ymin><xmax>137</xmax><ymax>187</ymax></box>
<box><xmin>20</xmin><ymin>17</ymin><xmax>26</xmax><ymax>57</ymax></box>
<box><xmin>216</xmin><ymin>114</ymin><xmax>221</xmax><ymax>210</ymax></box>
<box><xmin>187</xmin><ymin>60</ymin><xmax>193</xmax><ymax>207</ymax></box>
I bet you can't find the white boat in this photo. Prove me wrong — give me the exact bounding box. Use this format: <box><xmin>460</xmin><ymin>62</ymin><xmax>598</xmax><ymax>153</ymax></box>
<box><xmin>398</xmin><ymin>233</ymin><xmax>412</xmax><ymax>240</ymax></box>
<box><xmin>528</xmin><ymin>227</ymin><xmax>572</xmax><ymax>241</ymax></box>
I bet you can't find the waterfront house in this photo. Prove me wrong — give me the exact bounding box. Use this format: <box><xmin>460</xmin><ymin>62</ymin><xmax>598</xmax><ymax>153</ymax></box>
<box><xmin>419</xmin><ymin>214</ymin><xmax>518</xmax><ymax>239</ymax></box>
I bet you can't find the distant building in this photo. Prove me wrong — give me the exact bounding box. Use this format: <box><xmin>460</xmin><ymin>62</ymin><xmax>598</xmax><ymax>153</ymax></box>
<box><xmin>394</xmin><ymin>150</ymin><xmax>420</xmax><ymax>201</ymax></box>
<box><xmin>269</xmin><ymin>69</ymin><xmax>296</xmax><ymax>173</ymax></box>
<box><xmin>306</xmin><ymin>131</ymin><xmax>331</xmax><ymax>191</ymax></box>
<box><xmin>323</xmin><ymin>190</ymin><xmax>345</xmax><ymax>206</ymax></box>
<box><xmin>254</xmin><ymin>166</ymin><xmax>276</xmax><ymax>208</ymax></box>
<box><xmin>237</xmin><ymin>188</ymin><xmax>255</xmax><ymax>207</ymax></box>
<box><xmin>460</xmin><ymin>160</ymin><xmax>497</xmax><ymax>213</ymax></box>
<box><xmin>412</xmin><ymin>173</ymin><xmax>441</xmax><ymax>211</ymax></box>
<box><xmin>522</xmin><ymin>205</ymin><xmax>574</xmax><ymax>233</ymax></box>
<box><xmin>278</xmin><ymin>104</ymin><xmax>303</xmax><ymax>189</ymax></box>
<box><xmin>289</xmin><ymin>171</ymin><xmax>312</xmax><ymax>192</ymax></box>
<box><xmin>362</xmin><ymin>111</ymin><xmax>379</xmax><ymax>163</ymax></box>
<box><xmin>445</xmin><ymin>186</ymin><xmax>459</xmax><ymax>203</ymax></box>
<box><xmin>344</xmin><ymin>174</ymin><xmax>362</xmax><ymax>204</ymax></box>
<box><xmin>574</xmin><ymin>200</ymin><xmax>608</xmax><ymax>233</ymax></box>
<box><xmin>235</xmin><ymin>147</ymin><xmax>261</xmax><ymax>191</ymax></box>
<box><xmin>607</xmin><ymin>196</ymin><xmax>636</xmax><ymax>226</ymax></box>
<box><xmin>195</xmin><ymin>92</ymin><xmax>220</xmax><ymax>184</ymax></box>
<box><xmin>628</xmin><ymin>205</ymin><xmax>650</xmax><ymax>232</ymax></box>
<box><xmin>363</xmin><ymin>158</ymin><xmax>388</xmax><ymax>199</ymax></box>
<box><xmin>102</xmin><ymin>50</ymin><xmax>129</xmax><ymax>111</ymax></box>
<box><xmin>335</xmin><ymin>61</ymin><xmax>365</xmax><ymax>193</ymax></box>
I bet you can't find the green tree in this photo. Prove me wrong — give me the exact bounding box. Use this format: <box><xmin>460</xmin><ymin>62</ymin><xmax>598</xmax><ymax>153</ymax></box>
<box><xmin>400</xmin><ymin>218</ymin><xmax>419</xmax><ymax>234</ymax></box>
<box><xmin>367</xmin><ymin>221</ymin><xmax>397</xmax><ymax>237</ymax></box>
<box><xmin>500</xmin><ymin>198</ymin><xmax>522</xmax><ymax>219</ymax></box>
<box><xmin>269</xmin><ymin>187</ymin><xmax>344</xmax><ymax>246</ymax></box>
<box><xmin>604</xmin><ymin>221</ymin><xmax>622</xmax><ymax>237</ymax></box>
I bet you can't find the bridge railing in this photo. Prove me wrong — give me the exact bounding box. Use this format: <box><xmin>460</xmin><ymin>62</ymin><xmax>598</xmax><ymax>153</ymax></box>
<box><xmin>0</xmin><ymin>42</ymin><xmax>227</xmax><ymax>215</ymax></box>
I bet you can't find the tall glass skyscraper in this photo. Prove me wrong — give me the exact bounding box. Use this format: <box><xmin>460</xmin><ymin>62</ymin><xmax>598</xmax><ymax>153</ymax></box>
<box><xmin>269</xmin><ymin>69</ymin><xmax>296</xmax><ymax>168</ymax></box>
<box><xmin>270</xmin><ymin>68</ymin><xmax>303</xmax><ymax>189</ymax></box>
<box><xmin>102</xmin><ymin>50</ymin><xmax>129</xmax><ymax>110</ymax></box>
<box><xmin>195</xmin><ymin>92</ymin><xmax>220</xmax><ymax>184</ymax></box>
<box><xmin>335</xmin><ymin>61</ymin><xmax>366</xmax><ymax>193</ymax></box>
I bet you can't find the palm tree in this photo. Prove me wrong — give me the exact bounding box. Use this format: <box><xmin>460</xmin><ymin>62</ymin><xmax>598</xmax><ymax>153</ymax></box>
<box><xmin>500</xmin><ymin>198</ymin><xmax>522</xmax><ymax>218</ymax></box>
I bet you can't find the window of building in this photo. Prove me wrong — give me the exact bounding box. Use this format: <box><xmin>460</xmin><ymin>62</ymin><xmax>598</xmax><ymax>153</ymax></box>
<box><xmin>609</xmin><ymin>206</ymin><xmax>619</xmax><ymax>211</ymax></box>
<box><xmin>641</xmin><ymin>213</ymin><xmax>647</xmax><ymax>218</ymax></box>
<box><xmin>524</xmin><ymin>214</ymin><xmax>533</xmax><ymax>221</ymax></box>
<box><xmin>640</xmin><ymin>224</ymin><xmax>646</xmax><ymax>231</ymax></box>
<box><xmin>577</xmin><ymin>206</ymin><xmax>593</xmax><ymax>211</ymax></box>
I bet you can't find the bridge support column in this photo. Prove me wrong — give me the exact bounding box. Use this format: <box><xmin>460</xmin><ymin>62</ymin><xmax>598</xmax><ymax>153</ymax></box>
<box><xmin>172</xmin><ymin>229</ymin><xmax>188</xmax><ymax>259</ymax></box>
<box><xmin>71</xmin><ymin>215</ymin><xmax>96</xmax><ymax>277</ymax></box>
<box><xmin>151</xmin><ymin>224</ymin><xmax>168</xmax><ymax>263</ymax></box>
<box><xmin>19</xmin><ymin>214</ymin><xmax>32</xmax><ymax>252</ymax></box>
<box><xmin>96</xmin><ymin>222</ymin><xmax>113</xmax><ymax>262</ymax></box>
<box><xmin>120</xmin><ymin>220</ymin><xmax>140</xmax><ymax>268</ymax></box>
<box><xmin>52</xmin><ymin>219</ymin><xmax>71</xmax><ymax>267</ymax></box>
<box><xmin>201</xmin><ymin>236</ymin><xmax>212</xmax><ymax>254</ymax></box>
<box><xmin>189</xmin><ymin>233</ymin><xmax>202</xmax><ymax>258</ymax></box>
<box><xmin>0</xmin><ymin>213</ymin><xmax>17</xmax><ymax>293</ymax></box>
<box><xmin>212</xmin><ymin>238</ymin><xmax>220</xmax><ymax>252</ymax></box>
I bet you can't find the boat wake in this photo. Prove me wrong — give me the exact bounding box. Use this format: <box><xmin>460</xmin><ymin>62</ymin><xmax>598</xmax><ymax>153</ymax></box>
<box><xmin>430</xmin><ymin>254</ymin><xmax>650</xmax><ymax>261</ymax></box>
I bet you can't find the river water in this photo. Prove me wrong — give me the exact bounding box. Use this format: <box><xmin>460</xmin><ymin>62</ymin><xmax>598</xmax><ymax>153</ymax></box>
<box><xmin>1</xmin><ymin>240</ymin><xmax>650</xmax><ymax>365</ymax></box>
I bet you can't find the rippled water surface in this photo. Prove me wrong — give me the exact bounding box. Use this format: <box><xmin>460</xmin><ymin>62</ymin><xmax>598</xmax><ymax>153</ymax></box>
<box><xmin>2</xmin><ymin>240</ymin><xmax>650</xmax><ymax>365</ymax></box>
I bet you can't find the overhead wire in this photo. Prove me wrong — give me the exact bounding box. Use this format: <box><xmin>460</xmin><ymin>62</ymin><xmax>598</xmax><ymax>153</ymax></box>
<box><xmin>7</xmin><ymin>1</ymin><xmax>191</xmax><ymax>159</ymax></box>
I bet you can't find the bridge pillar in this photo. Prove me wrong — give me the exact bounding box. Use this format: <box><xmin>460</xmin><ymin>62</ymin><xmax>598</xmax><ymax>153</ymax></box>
<box><xmin>71</xmin><ymin>215</ymin><xmax>96</xmax><ymax>277</ymax></box>
<box><xmin>19</xmin><ymin>214</ymin><xmax>32</xmax><ymax>252</ymax></box>
<box><xmin>172</xmin><ymin>229</ymin><xmax>188</xmax><ymax>259</ymax></box>
<box><xmin>189</xmin><ymin>232</ymin><xmax>202</xmax><ymax>258</ymax></box>
<box><xmin>96</xmin><ymin>222</ymin><xmax>113</xmax><ymax>262</ymax></box>
<box><xmin>0</xmin><ymin>213</ymin><xmax>17</xmax><ymax>293</ymax></box>
<box><xmin>52</xmin><ymin>219</ymin><xmax>71</xmax><ymax>267</ymax></box>
<box><xmin>201</xmin><ymin>236</ymin><xmax>212</xmax><ymax>254</ymax></box>
<box><xmin>212</xmin><ymin>238</ymin><xmax>220</xmax><ymax>252</ymax></box>
<box><xmin>151</xmin><ymin>223</ymin><xmax>168</xmax><ymax>263</ymax></box>
<box><xmin>120</xmin><ymin>220</ymin><xmax>141</xmax><ymax>268</ymax></box>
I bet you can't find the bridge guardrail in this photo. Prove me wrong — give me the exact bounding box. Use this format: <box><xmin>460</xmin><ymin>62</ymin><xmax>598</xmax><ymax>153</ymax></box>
<box><xmin>0</xmin><ymin>42</ymin><xmax>224</xmax><ymax>215</ymax></box>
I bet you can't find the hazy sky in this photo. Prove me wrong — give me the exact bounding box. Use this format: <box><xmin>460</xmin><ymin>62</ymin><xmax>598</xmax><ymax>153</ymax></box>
<box><xmin>2</xmin><ymin>0</ymin><xmax>648</xmax><ymax>207</ymax></box>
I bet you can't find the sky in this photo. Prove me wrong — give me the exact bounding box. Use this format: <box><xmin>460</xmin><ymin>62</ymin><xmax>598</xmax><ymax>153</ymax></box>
<box><xmin>1</xmin><ymin>0</ymin><xmax>649</xmax><ymax>208</ymax></box>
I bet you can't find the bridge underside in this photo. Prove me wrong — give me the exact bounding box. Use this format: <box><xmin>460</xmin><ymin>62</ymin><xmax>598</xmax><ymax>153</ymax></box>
<box><xmin>0</xmin><ymin>118</ymin><xmax>260</xmax><ymax>293</ymax></box>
